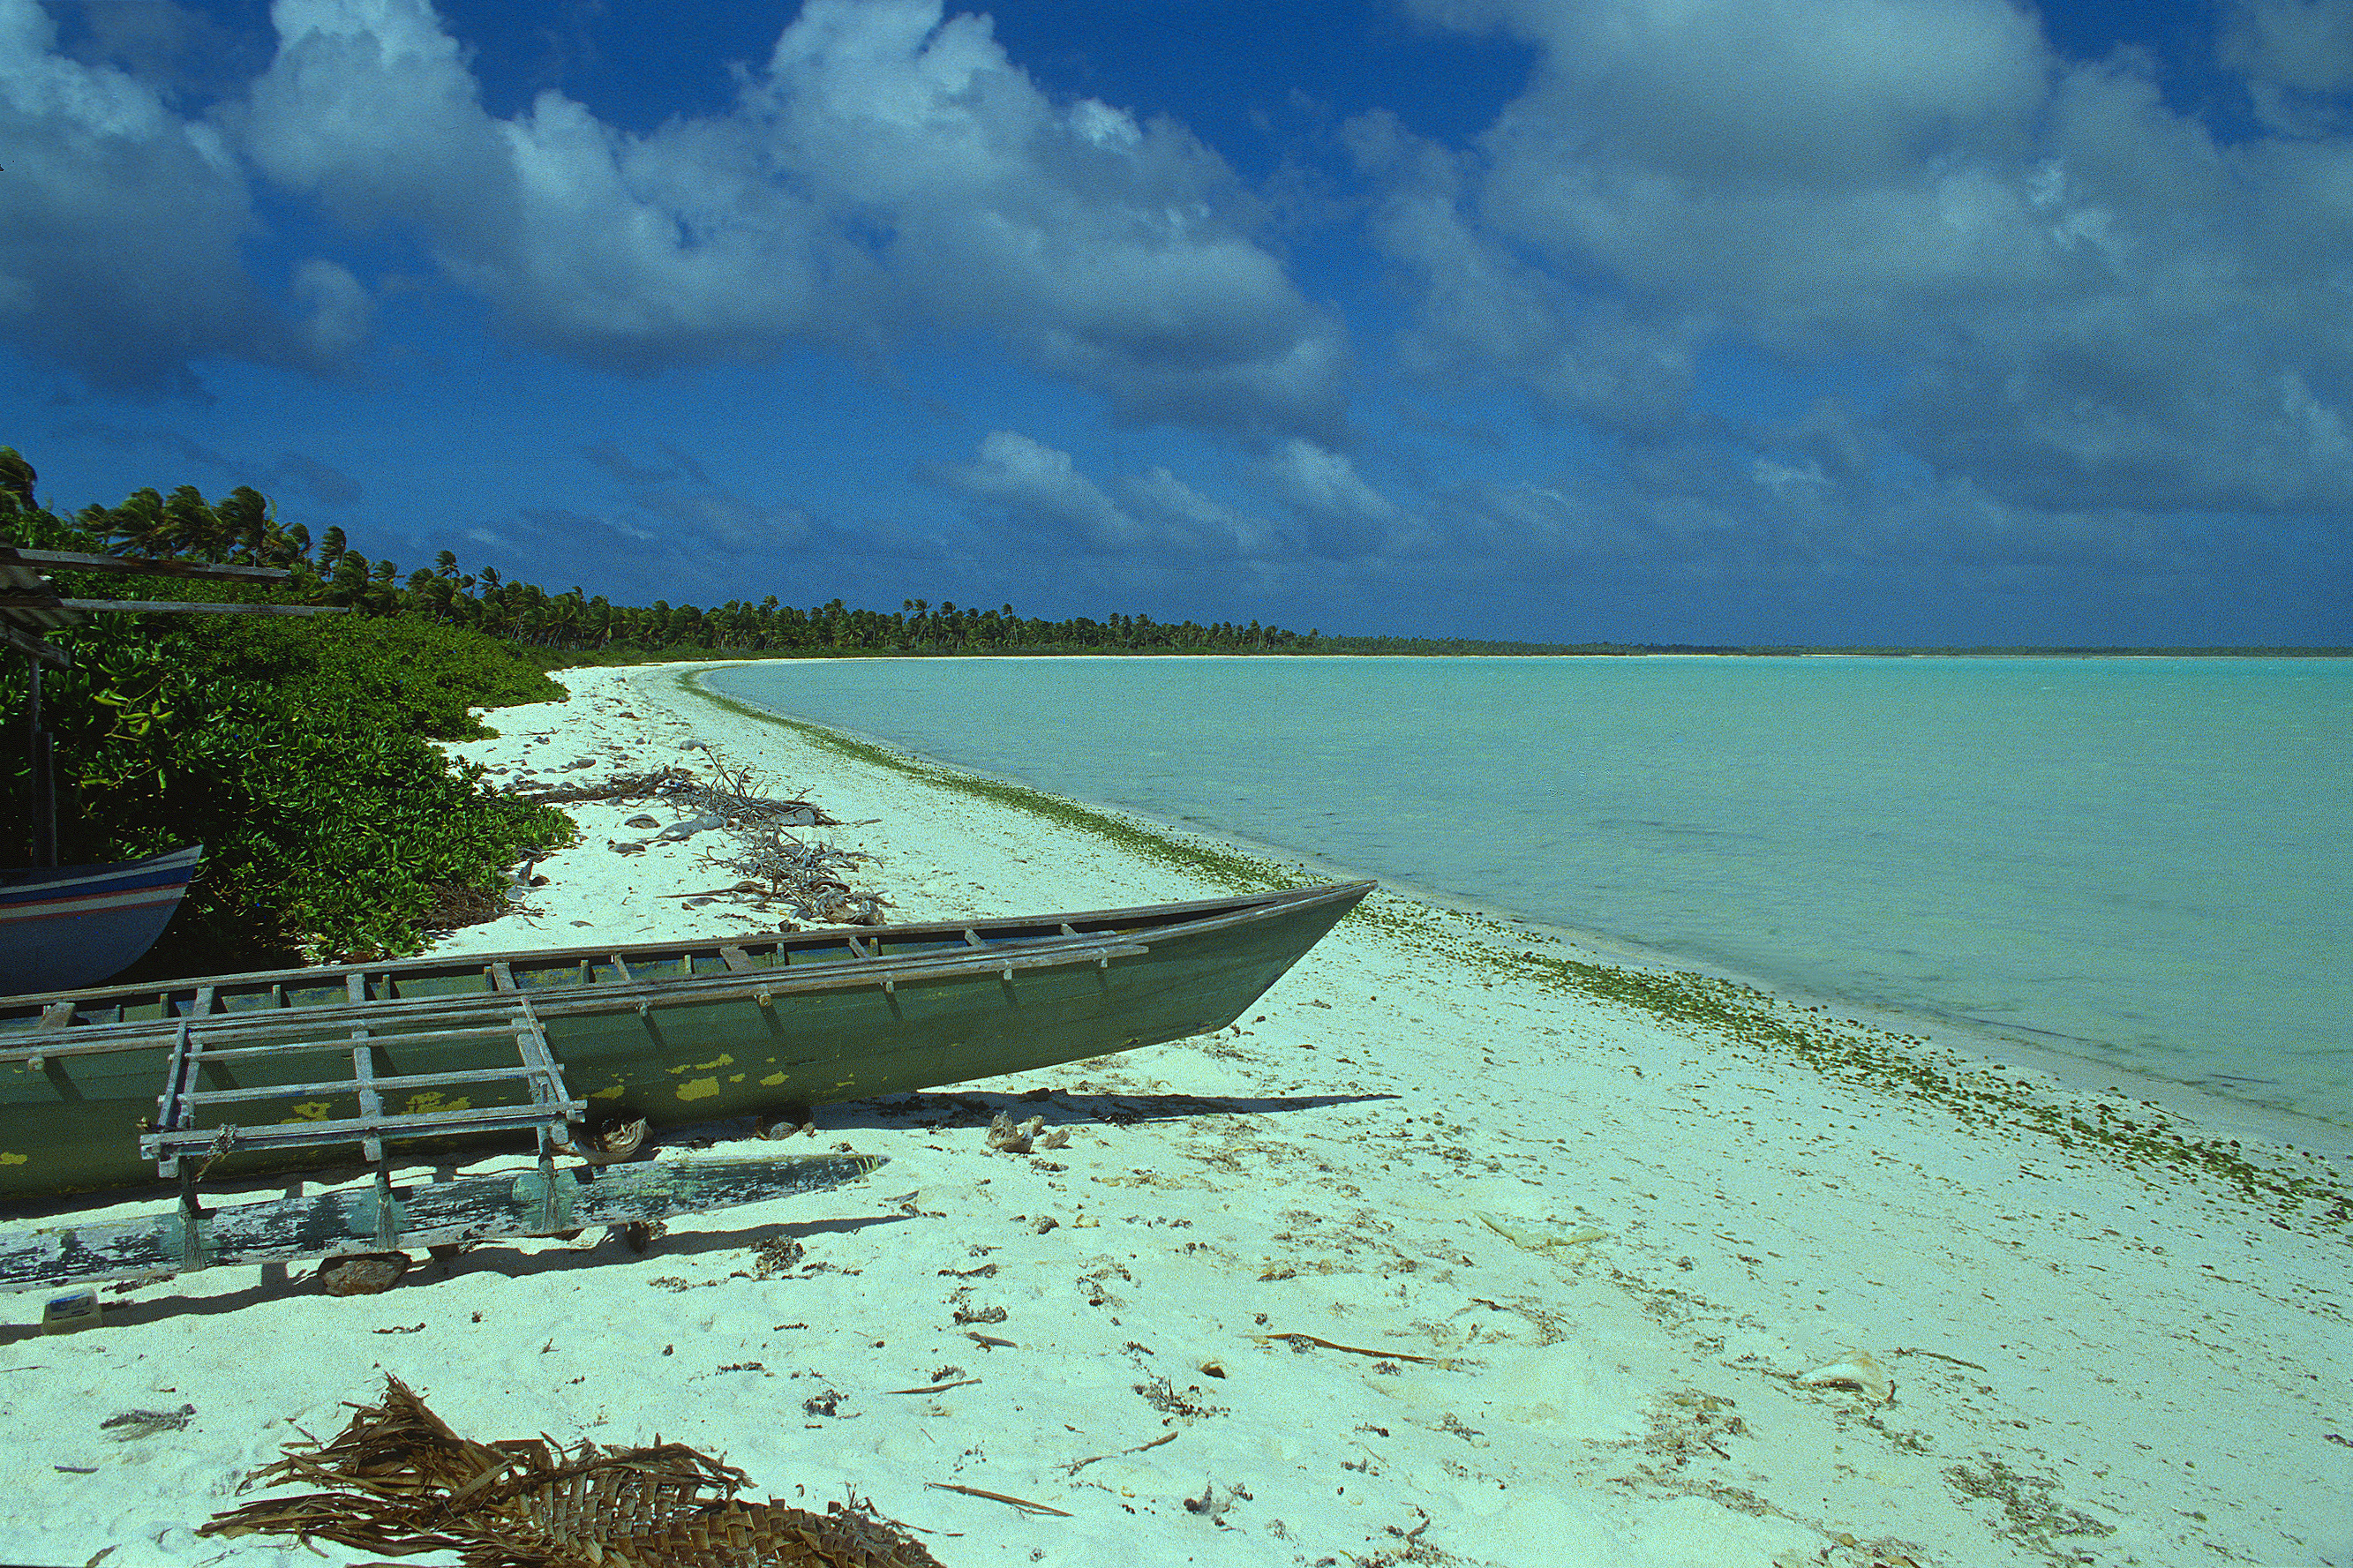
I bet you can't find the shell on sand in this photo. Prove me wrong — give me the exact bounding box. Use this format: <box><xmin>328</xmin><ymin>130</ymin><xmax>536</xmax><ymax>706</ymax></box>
<box><xmin>1797</xmin><ymin>1349</ymin><xmax>1895</xmax><ymax>1403</ymax></box>
<box><xmin>1475</xmin><ymin>1211</ymin><xmax>1608</xmax><ymax>1254</ymax></box>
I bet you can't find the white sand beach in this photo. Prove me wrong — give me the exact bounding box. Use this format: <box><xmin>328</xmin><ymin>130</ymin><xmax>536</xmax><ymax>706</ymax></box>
<box><xmin>4</xmin><ymin>659</ymin><xmax>2349</xmax><ymax>1568</ymax></box>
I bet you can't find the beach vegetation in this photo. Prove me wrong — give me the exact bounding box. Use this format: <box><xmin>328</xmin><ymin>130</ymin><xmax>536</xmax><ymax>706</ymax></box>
<box><xmin>2</xmin><ymin>462</ymin><xmax>574</xmax><ymax>974</ymax></box>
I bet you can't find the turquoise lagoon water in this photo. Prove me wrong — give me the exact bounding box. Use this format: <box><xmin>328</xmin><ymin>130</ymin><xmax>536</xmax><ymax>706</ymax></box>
<box><xmin>705</xmin><ymin>657</ymin><xmax>2351</xmax><ymax>1127</ymax></box>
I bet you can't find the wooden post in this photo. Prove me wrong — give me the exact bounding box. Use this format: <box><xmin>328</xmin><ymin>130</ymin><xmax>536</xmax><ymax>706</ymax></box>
<box><xmin>27</xmin><ymin>659</ymin><xmax>56</xmax><ymax>868</ymax></box>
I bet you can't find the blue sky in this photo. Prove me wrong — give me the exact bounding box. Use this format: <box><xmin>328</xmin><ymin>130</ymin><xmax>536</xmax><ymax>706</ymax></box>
<box><xmin>3</xmin><ymin>0</ymin><xmax>2349</xmax><ymax>645</ymax></box>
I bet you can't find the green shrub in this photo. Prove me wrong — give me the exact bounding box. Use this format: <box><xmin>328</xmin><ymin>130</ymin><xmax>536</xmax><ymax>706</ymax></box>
<box><xmin>3</xmin><ymin>507</ymin><xmax>574</xmax><ymax>972</ymax></box>
<box><xmin>184</xmin><ymin>613</ymin><xmax>566</xmax><ymax>739</ymax></box>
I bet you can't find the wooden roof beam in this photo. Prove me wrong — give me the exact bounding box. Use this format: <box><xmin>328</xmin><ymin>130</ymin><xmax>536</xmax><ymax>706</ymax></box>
<box><xmin>29</xmin><ymin>598</ymin><xmax>345</xmax><ymax>616</ymax></box>
<box><xmin>0</xmin><ymin>617</ymin><xmax>68</xmax><ymax>665</ymax></box>
<box><xmin>0</xmin><ymin>547</ymin><xmax>295</xmax><ymax>581</ymax></box>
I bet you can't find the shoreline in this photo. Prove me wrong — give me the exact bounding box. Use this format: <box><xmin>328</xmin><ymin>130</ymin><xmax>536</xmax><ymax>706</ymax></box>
<box><xmin>4</xmin><ymin>658</ymin><xmax>2347</xmax><ymax>1568</ymax></box>
<box><xmin>695</xmin><ymin>661</ymin><xmax>2351</xmax><ymax>1158</ymax></box>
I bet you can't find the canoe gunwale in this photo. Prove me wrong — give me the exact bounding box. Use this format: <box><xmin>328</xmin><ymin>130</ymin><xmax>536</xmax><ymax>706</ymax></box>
<box><xmin>2</xmin><ymin>934</ymin><xmax>1161</xmax><ymax>1063</ymax></box>
<box><xmin>0</xmin><ymin>842</ymin><xmax>207</xmax><ymax>899</ymax></box>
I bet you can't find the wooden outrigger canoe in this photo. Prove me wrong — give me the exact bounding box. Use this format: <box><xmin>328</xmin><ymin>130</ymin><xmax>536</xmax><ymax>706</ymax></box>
<box><xmin>0</xmin><ymin>881</ymin><xmax>1372</xmax><ymax>1204</ymax></box>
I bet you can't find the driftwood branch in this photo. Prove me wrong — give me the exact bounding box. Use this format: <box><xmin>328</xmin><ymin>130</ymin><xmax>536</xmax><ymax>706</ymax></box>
<box><xmin>922</xmin><ymin>1482</ymin><xmax>1071</xmax><ymax>1517</ymax></box>
<box><xmin>511</xmin><ymin>752</ymin><xmax>891</xmax><ymax>927</ymax></box>
<box><xmin>1060</xmin><ymin>1428</ymin><xmax>1179</xmax><ymax>1475</ymax></box>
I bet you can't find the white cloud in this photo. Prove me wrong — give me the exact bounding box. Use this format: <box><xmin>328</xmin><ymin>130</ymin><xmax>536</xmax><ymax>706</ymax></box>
<box><xmin>1258</xmin><ymin>439</ymin><xmax>1432</xmax><ymax>554</ymax></box>
<box><xmin>0</xmin><ymin>0</ymin><xmax>280</xmax><ymax>392</ymax></box>
<box><xmin>936</xmin><ymin>432</ymin><xmax>1298</xmax><ymax>558</ymax></box>
<box><xmin>290</xmin><ymin>258</ymin><xmax>372</xmax><ymax>362</ymax></box>
<box><xmin>1455</xmin><ymin>0</ymin><xmax>2047</xmax><ymax>184</ymax></box>
<box><xmin>231</xmin><ymin>0</ymin><xmax>1346</xmax><ymax>437</ymax></box>
<box><xmin>1262</xmin><ymin>439</ymin><xmax>1400</xmax><ymax>521</ymax></box>
<box><xmin>1118</xmin><ymin>465</ymin><xmax>1276</xmax><ymax>553</ymax></box>
<box><xmin>1347</xmin><ymin>135</ymin><xmax>1704</xmax><ymax>436</ymax></box>
<box><xmin>1373</xmin><ymin>0</ymin><xmax>2353</xmax><ymax>529</ymax></box>
<box><xmin>935</xmin><ymin>431</ymin><xmax>1147</xmax><ymax>550</ymax></box>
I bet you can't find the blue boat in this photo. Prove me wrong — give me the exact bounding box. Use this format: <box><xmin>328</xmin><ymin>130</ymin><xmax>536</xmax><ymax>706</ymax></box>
<box><xmin>0</xmin><ymin>844</ymin><xmax>203</xmax><ymax>996</ymax></box>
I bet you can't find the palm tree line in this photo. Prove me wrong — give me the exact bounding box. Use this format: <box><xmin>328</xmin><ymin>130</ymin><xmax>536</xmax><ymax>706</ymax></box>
<box><xmin>44</xmin><ymin>476</ymin><xmax>1320</xmax><ymax>656</ymax></box>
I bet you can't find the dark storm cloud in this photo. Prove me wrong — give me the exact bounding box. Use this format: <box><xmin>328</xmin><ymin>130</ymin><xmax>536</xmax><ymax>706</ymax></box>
<box><xmin>266</xmin><ymin>450</ymin><xmax>361</xmax><ymax>506</ymax></box>
<box><xmin>577</xmin><ymin>440</ymin><xmax>677</xmax><ymax>486</ymax></box>
<box><xmin>573</xmin><ymin>439</ymin><xmax>809</xmax><ymax>558</ymax></box>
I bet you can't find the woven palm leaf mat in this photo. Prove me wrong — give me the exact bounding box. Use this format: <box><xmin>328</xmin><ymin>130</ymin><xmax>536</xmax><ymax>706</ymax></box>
<box><xmin>199</xmin><ymin>1375</ymin><xmax>945</xmax><ymax>1567</ymax></box>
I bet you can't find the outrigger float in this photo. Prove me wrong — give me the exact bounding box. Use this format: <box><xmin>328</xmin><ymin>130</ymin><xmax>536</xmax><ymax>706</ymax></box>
<box><xmin>0</xmin><ymin>881</ymin><xmax>1371</xmax><ymax>1294</ymax></box>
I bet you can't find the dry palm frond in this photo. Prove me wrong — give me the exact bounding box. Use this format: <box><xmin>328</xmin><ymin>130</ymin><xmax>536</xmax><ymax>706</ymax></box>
<box><xmin>201</xmin><ymin>1375</ymin><xmax>944</xmax><ymax>1568</ymax></box>
<box><xmin>514</xmin><ymin>749</ymin><xmax>885</xmax><ymax>926</ymax></box>
<box><xmin>507</xmin><ymin>756</ymin><xmax>835</xmax><ymax>830</ymax></box>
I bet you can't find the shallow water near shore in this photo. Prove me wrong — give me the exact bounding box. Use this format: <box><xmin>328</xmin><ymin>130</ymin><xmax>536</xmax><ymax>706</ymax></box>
<box><xmin>706</xmin><ymin>655</ymin><xmax>2350</xmax><ymax>1127</ymax></box>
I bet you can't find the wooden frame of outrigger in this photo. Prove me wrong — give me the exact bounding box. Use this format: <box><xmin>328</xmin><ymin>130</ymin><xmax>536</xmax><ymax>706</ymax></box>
<box><xmin>0</xmin><ymin>551</ymin><xmax>891</xmax><ymax>1296</ymax></box>
<box><xmin>6</xmin><ymin>970</ymin><xmax>900</xmax><ymax>1297</ymax></box>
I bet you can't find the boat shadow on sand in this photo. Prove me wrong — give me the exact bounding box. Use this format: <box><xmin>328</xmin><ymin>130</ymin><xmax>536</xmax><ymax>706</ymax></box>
<box><xmin>0</xmin><ymin>1090</ymin><xmax>1396</xmax><ymax>1338</ymax></box>
<box><xmin>812</xmin><ymin>1087</ymin><xmax>1400</xmax><ymax>1132</ymax></box>
<box><xmin>0</xmin><ymin>1090</ymin><xmax>1392</xmax><ymax>1232</ymax></box>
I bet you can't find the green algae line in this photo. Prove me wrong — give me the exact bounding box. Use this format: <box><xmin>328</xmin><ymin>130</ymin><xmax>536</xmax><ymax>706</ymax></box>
<box><xmin>684</xmin><ymin>670</ymin><xmax>1317</xmax><ymax>895</ymax></box>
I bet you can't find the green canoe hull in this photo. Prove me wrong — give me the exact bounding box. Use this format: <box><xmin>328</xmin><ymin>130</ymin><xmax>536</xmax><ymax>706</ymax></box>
<box><xmin>0</xmin><ymin>882</ymin><xmax>1370</xmax><ymax>1204</ymax></box>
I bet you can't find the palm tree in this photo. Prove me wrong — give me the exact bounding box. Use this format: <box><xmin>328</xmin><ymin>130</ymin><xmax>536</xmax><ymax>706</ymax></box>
<box><xmin>215</xmin><ymin>487</ymin><xmax>272</xmax><ymax>562</ymax></box>
<box><xmin>547</xmin><ymin>590</ymin><xmax>583</xmax><ymax>647</ymax></box>
<box><xmin>162</xmin><ymin>485</ymin><xmax>223</xmax><ymax>559</ymax></box>
<box><xmin>327</xmin><ymin>552</ymin><xmax>371</xmax><ymax>606</ymax></box>
<box><xmin>107</xmin><ymin>489</ymin><xmax>169</xmax><ymax>555</ymax></box>
<box><xmin>0</xmin><ymin>446</ymin><xmax>36</xmax><ymax>513</ymax></box>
